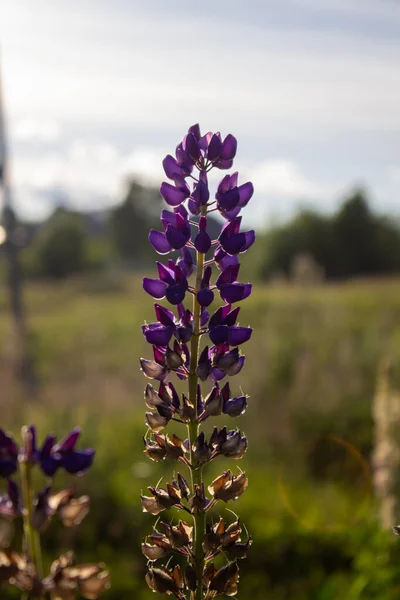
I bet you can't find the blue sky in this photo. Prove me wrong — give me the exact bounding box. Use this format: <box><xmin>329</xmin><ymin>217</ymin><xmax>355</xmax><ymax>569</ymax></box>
<box><xmin>1</xmin><ymin>0</ymin><xmax>400</xmax><ymax>227</ymax></box>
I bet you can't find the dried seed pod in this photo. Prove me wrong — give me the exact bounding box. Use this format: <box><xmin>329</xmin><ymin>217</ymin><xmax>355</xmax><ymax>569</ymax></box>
<box><xmin>208</xmin><ymin>471</ymin><xmax>248</xmax><ymax>502</ymax></box>
<box><xmin>210</xmin><ymin>561</ymin><xmax>239</xmax><ymax>596</ymax></box>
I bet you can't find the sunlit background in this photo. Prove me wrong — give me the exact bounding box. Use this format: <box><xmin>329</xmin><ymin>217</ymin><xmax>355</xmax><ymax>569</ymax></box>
<box><xmin>1</xmin><ymin>1</ymin><xmax>400</xmax><ymax>599</ymax></box>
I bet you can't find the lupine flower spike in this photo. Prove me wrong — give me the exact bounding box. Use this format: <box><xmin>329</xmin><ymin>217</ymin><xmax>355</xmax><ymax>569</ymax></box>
<box><xmin>141</xmin><ymin>125</ymin><xmax>255</xmax><ymax>599</ymax></box>
<box><xmin>0</xmin><ymin>425</ymin><xmax>109</xmax><ymax>599</ymax></box>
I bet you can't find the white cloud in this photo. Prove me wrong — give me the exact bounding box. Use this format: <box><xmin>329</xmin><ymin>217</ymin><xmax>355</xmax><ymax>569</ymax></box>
<box><xmin>14</xmin><ymin>117</ymin><xmax>61</xmax><ymax>142</ymax></box>
<box><xmin>242</xmin><ymin>159</ymin><xmax>326</xmax><ymax>198</ymax></box>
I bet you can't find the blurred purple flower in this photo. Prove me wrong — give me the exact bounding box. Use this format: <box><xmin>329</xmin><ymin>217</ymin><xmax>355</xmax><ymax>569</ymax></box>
<box><xmin>0</xmin><ymin>430</ymin><xmax>18</xmax><ymax>479</ymax></box>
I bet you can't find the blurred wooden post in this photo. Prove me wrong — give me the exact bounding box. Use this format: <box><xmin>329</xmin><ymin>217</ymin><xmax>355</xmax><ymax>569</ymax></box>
<box><xmin>0</xmin><ymin>56</ymin><xmax>34</xmax><ymax>391</ymax></box>
<box><xmin>372</xmin><ymin>358</ymin><xmax>400</xmax><ymax>528</ymax></box>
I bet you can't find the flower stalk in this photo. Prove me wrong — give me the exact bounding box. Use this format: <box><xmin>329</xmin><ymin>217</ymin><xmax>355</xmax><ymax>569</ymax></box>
<box><xmin>141</xmin><ymin>124</ymin><xmax>255</xmax><ymax>599</ymax></box>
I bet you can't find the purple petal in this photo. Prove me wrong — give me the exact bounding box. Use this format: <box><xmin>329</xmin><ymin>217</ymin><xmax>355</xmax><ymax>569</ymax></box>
<box><xmin>192</xmin><ymin>180</ymin><xmax>210</xmax><ymax>206</ymax></box>
<box><xmin>216</xmin><ymin>265</ymin><xmax>240</xmax><ymax>286</ymax></box>
<box><xmin>223</xmin><ymin>396</ymin><xmax>247</xmax><ymax>417</ymax></box>
<box><xmin>224</xmin><ymin>306</ymin><xmax>240</xmax><ymax>326</ymax></box>
<box><xmin>55</xmin><ymin>428</ymin><xmax>80</xmax><ymax>453</ymax></box>
<box><xmin>227</xmin><ymin>355</ymin><xmax>245</xmax><ymax>376</ymax></box>
<box><xmin>209</xmin><ymin>325</ymin><xmax>229</xmax><ymax>345</ymax></box>
<box><xmin>219</xmin><ymin>283</ymin><xmax>252</xmax><ymax>304</ymax></box>
<box><xmin>238</xmin><ymin>182</ymin><xmax>254</xmax><ymax>207</ymax></box>
<box><xmin>200</xmin><ymin>309</ymin><xmax>210</xmax><ymax>327</ymax></box>
<box><xmin>214</xmin><ymin>247</ymin><xmax>239</xmax><ymax>270</ymax></box>
<box><xmin>188</xmin><ymin>124</ymin><xmax>201</xmax><ymax>140</ymax></box>
<box><xmin>197</xmin><ymin>288</ymin><xmax>214</xmax><ymax>308</ymax></box>
<box><xmin>166</xmin><ymin>284</ymin><xmax>186</xmax><ymax>305</ymax></box>
<box><xmin>165</xmin><ymin>225</ymin><xmax>190</xmax><ymax>250</ymax></box>
<box><xmin>157</xmin><ymin>262</ymin><xmax>175</xmax><ymax>284</ymax></box>
<box><xmin>188</xmin><ymin>199</ymin><xmax>200</xmax><ymax>215</ymax></box>
<box><xmin>183</xmin><ymin>132</ymin><xmax>200</xmax><ymax>161</ymax></box>
<box><xmin>215</xmin><ymin>159</ymin><xmax>234</xmax><ymax>170</ymax></box>
<box><xmin>142</xmin><ymin>324</ymin><xmax>173</xmax><ymax>346</ymax></box>
<box><xmin>163</xmin><ymin>155</ymin><xmax>184</xmax><ymax>181</ymax></box>
<box><xmin>227</xmin><ymin>326</ymin><xmax>253</xmax><ymax>346</ymax></box>
<box><xmin>177</xmin><ymin>247</ymin><xmax>194</xmax><ymax>277</ymax></box>
<box><xmin>220</xmin><ymin>206</ymin><xmax>242</xmax><ymax>220</ymax></box>
<box><xmin>40</xmin><ymin>456</ymin><xmax>61</xmax><ymax>477</ymax></box>
<box><xmin>195</xmin><ymin>230</ymin><xmax>211</xmax><ymax>254</ymax></box>
<box><xmin>155</xmin><ymin>304</ymin><xmax>175</xmax><ymax>327</ymax></box>
<box><xmin>219</xmin><ymin>230</ymin><xmax>256</xmax><ymax>255</ymax></box>
<box><xmin>143</xmin><ymin>278</ymin><xmax>167</xmax><ymax>299</ymax></box>
<box><xmin>217</xmin><ymin>188</ymin><xmax>240</xmax><ymax>211</ymax></box>
<box><xmin>62</xmin><ymin>449</ymin><xmax>95</xmax><ymax>475</ymax></box>
<box><xmin>160</xmin><ymin>182</ymin><xmax>189</xmax><ymax>207</ymax></box>
<box><xmin>207</xmin><ymin>133</ymin><xmax>222</xmax><ymax>162</ymax></box>
<box><xmin>220</xmin><ymin>134</ymin><xmax>237</xmax><ymax>160</ymax></box>
<box><xmin>149</xmin><ymin>230</ymin><xmax>172</xmax><ymax>254</ymax></box>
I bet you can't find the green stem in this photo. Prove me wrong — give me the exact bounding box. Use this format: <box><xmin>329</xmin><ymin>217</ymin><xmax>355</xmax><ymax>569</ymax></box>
<box><xmin>20</xmin><ymin>461</ymin><xmax>43</xmax><ymax>585</ymax></box>
<box><xmin>20</xmin><ymin>461</ymin><xmax>37</xmax><ymax>564</ymax></box>
<box><xmin>188</xmin><ymin>209</ymin><xmax>207</xmax><ymax>600</ymax></box>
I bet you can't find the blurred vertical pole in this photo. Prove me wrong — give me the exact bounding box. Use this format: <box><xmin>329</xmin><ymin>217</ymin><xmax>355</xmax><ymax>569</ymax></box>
<box><xmin>372</xmin><ymin>358</ymin><xmax>400</xmax><ymax>528</ymax></box>
<box><xmin>0</xmin><ymin>55</ymin><xmax>34</xmax><ymax>392</ymax></box>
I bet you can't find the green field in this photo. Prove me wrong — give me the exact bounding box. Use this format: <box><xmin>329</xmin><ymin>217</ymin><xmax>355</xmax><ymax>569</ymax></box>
<box><xmin>2</xmin><ymin>275</ymin><xmax>400</xmax><ymax>599</ymax></box>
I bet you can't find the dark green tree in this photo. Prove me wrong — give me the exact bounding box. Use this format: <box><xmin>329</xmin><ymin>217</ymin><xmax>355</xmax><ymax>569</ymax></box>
<box><xmin>33</xmin><ymin>209</ymin><xmax>89</xmax><ymax>278</ymax></box>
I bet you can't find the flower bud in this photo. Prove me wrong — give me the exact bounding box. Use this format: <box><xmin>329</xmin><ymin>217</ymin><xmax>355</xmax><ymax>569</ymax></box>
<box><xmin>204</xmin><ymin>385</ymin><xmax>223</xmax><ymax>416</ymax></box>
<box><xmin>192</xmin><ymin>432</ymin><xmax>211</xmax><ymax>466</ymax></box>
<box><xmin>145</xmin><ymin>412</ymin><xmax>169</xmax><ymax>433</ymax></box>
<box><xmin>223</xmin><ymin>395</ymin><xmax>247</xmax><ymax>417</ymax></box>
<box><xmin>210</xmin><ymin>561</ymin><xmax>239</xmax><ymax>596</ymax></box>
<box><xmin>190</xmin><ymin>483</ymin><xmax>208</xmax><ymax>514</ymax></box>
<box><xmin>208</xmin><ymin>471</ymin><xmax>248</xmax><ymax>502</ymax></box>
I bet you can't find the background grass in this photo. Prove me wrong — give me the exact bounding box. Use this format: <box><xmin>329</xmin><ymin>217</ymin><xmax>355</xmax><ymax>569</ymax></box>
<box><xmin>1</xmin><ymin>274</ymin><xmax>400</xmax><ymax>599</ymax></box>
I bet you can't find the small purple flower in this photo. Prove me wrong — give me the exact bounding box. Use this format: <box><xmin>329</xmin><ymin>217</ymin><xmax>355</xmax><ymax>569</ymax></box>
<box><xmin>143</xmin><ymin>261</ymin><xmax>189</xmax><ymax>305</ymax></box>
<box><xmin>214</xmin><ymin>247</ymin><xmax>239</xmax><ymax>271</ymax></box>
<box><xmin>194</xmin><ymin>216</ymin><xmax>212</xmax><ymax>254</ymax></box>
<box><xmin>142</xmin><ymin>304</ymin><xmax>193</xmax><ymax>346</ymax></box>
<box><xmin>39</xmin><ymin>428</ymin><xmax>94</xmax><ymax>477</ymax></box>
<box><xmin>160</xmin><ymin>180</ymin><xmax>190</xmax><ymax>207</ymax></box>
<box><xmin>0</xmin><ymin>429</ymin><xmax>18</xmax><ymax>478</ymax></box>
<box><xmin>216</xmin><ymin>172</ymin><xmax>254</xmax><ymax>220</ymax></box>
<box><xmin>197</xmin><ymin>266</ymin><xmax>214</xmax><ymax>308</ymax></box>
<box><xmin>0</xmin><ymin>480</ymin><xmax>20</xmax><ymax>519</ymax></box>
<box><xmin>176</xmin><ymin>247</ymin><xmax>194</xmax><ymax>278</ymax></box>
<box><xmin>216</xmin><ymin>265</ymin><xmax>252</xmax><ymax>304</ymax></box>
<box><xmin>221</xmin><ymin>383</ymin><xmax>248</xmax><ymax>417</ymax></box>
<box><xmin>188</xmin><ymin>172</ymin><xmax>209</xmax><ymax>215</ymax></box>
<box><xmin>218</xmin><ymin>217</ymin><xmax>255</xmax><ymax>256</ymax></box>
<box><xmin>208</xmin><ymin>304</ymin><xmax>252</xmax><ymax>346</ymax></box>
<box><xmin>149</xmin><ymin>206</ymin><xmax>191</xmax><ymax>254</ymax></box>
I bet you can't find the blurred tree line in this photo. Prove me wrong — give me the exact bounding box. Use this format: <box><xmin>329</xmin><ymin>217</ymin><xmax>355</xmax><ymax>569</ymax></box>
<box><xmin>15</xmin><ymin>185</ymin><xmax>400</xmax><ymax>281</ymax></box>
<box><xmin>259</xmin><ymin>190</ymin><xmax>400</xmax><ymax>280</ymax></box>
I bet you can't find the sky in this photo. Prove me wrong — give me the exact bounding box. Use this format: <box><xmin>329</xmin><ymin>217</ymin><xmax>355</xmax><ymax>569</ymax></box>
<box><xmin>1</xmin><ymin>0</ymin><xmax>400</xmax><ymax>228</ymax></box>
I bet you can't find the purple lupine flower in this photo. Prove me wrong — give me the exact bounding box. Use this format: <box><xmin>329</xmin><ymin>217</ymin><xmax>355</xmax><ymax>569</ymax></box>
<box><xmin>214</xmin><ymin>247</ymin><xmax>239</xmax><ymax>271</ymax></box>
<box><xmin>176</xmin><ymin>247</ymin><xmax>194</xmax><ymax>278</ymax></box>
<box><xmin>218</xmin><ymin>217</ymin><xmax>255</xmax><ymax>256</ymax></box>
<box><xmin>215</xmin><ymin>265</ymin><xmax>252</xmax><ymax>304</ymax></box>
<box><xmin>0</xmin><ymin>430</ymin><xmax>18</xmax><ymax>478</ymax></box>
<box><xmin>149</xmin><ymin>206</ymin><xmax>191</xmax><ymax>254</ymax></box>
<box><xmin>160</xmin><ymin>180</ymin><xmax>190</xmax><ymax>207</ymax></box>
<box><xmin>197</xmin><ymin>266</ymin><xmax>214</xmax><ymax>308</ymax></box>
<box><xmin>0</xmin><ymin>479</ymin><xmax>20</xmax><ymax>518</ymax></box>
<box><xmin>194</xmin><ymin>216</ymin><xmax>212</xmax><ymax>254</ymax></box>
<box><xmin>216</xmin><ymin>172</ymin><xmax>254</xmax><ymax>220</ymax></box>
<box><xmin>39</xmin><ymin>428</ymin><xmax>94</xmax><ymax>477</ymax></box>
<box><xmin>188</xmin><ymin>172</ymin><xmax>209</xmax><ymax>215</ymax></box>
<box><xmin>142</xmin><ymin>303</ymin><xmax>193</xmax><ymax>346</ymax></box>
<box><xmin>141</xmin><ymin>125</ymin><xmax>255</xmax><ymax>599</ymax></box>
<box><xmin>143</xmin><ymin>261</ymin><xmax>189</xmax><ymax>305</ymax></box>
<box><xmin>208</xmin><ymin>304</ymin><xmax>252</xmax><ymax>346</ymax></box>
